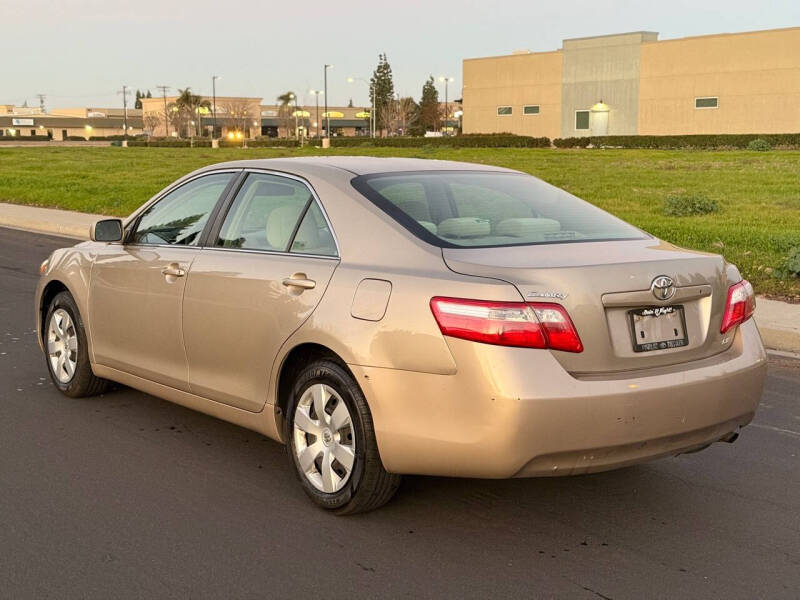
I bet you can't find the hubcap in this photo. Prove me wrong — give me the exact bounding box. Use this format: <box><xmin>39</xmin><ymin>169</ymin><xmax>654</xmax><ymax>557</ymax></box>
<box><xmin>292</xmin><ymin>383</ymin><xmax>356</xmax><ymax>494</ymax></box>
<box><xmin>47</xmin><ymin>308</ymin><xmax>78</xmax><ymax>384</ymax></box>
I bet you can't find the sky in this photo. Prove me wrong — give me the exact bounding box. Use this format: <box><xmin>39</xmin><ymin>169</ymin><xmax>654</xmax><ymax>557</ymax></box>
<box><xmin>2</xmin><ymin>0</ymin><xmax>799</xmax><ymax>111</ymax></box>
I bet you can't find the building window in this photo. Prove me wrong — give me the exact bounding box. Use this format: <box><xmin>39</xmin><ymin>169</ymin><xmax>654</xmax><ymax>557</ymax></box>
<box><xmin>575</xmin><ymin>110</ymin><xmax>590</xmax><ymax>130</ymax></box>
<box><xmin>695</xmin><ymin>97</ymin><xmax>718</xmax><ymax>109</ymax></box>
<box><xmin>31</xmin><ymin>129</ymin><xmax>36</xmax><ymax>136</ymax></box>
<box><xmin>523</xmin><ymin>105</ymin><xmax>540</xmax><ymax>115</ymax></box>
<box><xmin>497</xmin><ymin>106</ymin><xmax>512</xmax><ymax>116</ymax></box>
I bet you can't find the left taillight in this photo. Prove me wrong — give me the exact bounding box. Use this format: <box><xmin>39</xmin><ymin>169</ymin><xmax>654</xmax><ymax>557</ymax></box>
<box><xmin>429</xmin><ymin>297</ymin><xmax>583</xmax><ymax>353</ymax></box>
<box><xmin>720</xmin><ymin>279</ymin><xmax>755</xmax><ymax>334</ymax></box>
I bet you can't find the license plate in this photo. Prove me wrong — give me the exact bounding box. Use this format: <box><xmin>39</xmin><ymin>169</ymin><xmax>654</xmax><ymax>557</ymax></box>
<box><xmin>628</xmin><ymin>305</ymin><xmax>688</xmax><ymax>352</ymax></box>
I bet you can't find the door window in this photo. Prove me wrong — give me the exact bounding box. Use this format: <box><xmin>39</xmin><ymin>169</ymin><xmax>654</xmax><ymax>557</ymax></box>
<box><xmin>216</xmin><ymin>173</ymin><xmax>335</xmax><ymax>255</ymax></box>
<box><xmin>131</xmin><ymin>172</ymin><xmax>233</xmax><ymax>246</ymax></box>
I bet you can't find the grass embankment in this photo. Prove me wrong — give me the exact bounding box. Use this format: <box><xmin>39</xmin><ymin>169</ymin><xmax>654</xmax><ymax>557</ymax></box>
<box><xmin>0</xmin><ymin>146</ymin><xmax>797</xmax><ymax>298</ymax></box>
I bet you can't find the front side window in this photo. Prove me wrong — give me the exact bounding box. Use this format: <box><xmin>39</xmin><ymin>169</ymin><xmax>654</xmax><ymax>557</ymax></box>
<box><xmin>352</xmin><ymin>171</ymin><xmax>646</xmax><ymax>249</ymax></box>
<box><xmin>216</xmin><ymin>172</ymin><xmax>337</xmax><ymax>256</ymax></box>
<box><xmin>497</xmin><ymin>106</ymin><xmax>512</xmax><ymax>116</ymax></box>
<box><xmin>575</xmin><ymin>110</ymin><xmax>590</xmax><ymax>130</ymax></box>
<box><xmin>131</xmin><ymin>172</ymin><xmax>233</xmax><ymax>246</ymax></box>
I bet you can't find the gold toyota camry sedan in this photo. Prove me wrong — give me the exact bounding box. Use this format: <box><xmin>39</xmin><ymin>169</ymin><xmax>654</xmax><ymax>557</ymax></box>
<box><xmin>36</xmin><ymin>157</ymin><xmax>767</xmax><ymax>514</ymax></box>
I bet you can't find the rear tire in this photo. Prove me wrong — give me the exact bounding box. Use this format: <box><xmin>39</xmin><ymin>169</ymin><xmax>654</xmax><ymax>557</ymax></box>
<box><xmin>286</xmin><ymin>358</ymin><xmax>401</xmax><ymax>515</ymax></box>
<box><xmin>44</xmin><ymin>291</ymin><xmax>110</xmax><ymax>398</ymax></box>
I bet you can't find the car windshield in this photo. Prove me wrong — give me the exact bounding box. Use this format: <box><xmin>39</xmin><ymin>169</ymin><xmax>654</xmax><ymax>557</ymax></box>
<box><xmin>352</xmin><ymin>171</ymin><xmax>647</xmax><ymax>248</ymax></box>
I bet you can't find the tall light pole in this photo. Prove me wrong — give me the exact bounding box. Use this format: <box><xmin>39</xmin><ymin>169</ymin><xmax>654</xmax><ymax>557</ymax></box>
<box><xmin>117</xmin><ymin>85</ymin><xmax>130</xmax><ymax>136</ymax></box>
<box><xmin>289</xmin><ymin>92</ymin><xmax>298</xmax><ymax>139</ymax></box>
<box><xmin>156</xmin><ymin>85</ymin><xmax>170</xmax><ymax>137</ymax></box>
<box><xmin>438</xmin><ymin>76</ymin><xmax>454</xmax><ymax>136</ymax></box>
<box><xmin>324</xmin><ymin>64</ymin><xmax>333</xmax><ymax>138</ymax></box>
<box><xmin>310</xmin><ymin>90</ymin><xmax>323</xmax><ymax>139</ymax></box>
<box><xmin>211</xmin><ymin>75</ymin><xmax>221</xmax><ymax>139</ymax></box>
<box><xmin>347</xmin><ymin>76</ymin><xmax>375</xmax><ymax>138</ymax></box>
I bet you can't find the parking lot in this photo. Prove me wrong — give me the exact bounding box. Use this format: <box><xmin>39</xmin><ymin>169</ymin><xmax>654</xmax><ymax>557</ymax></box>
<box><xmin>2</xmin><ymin>227</ymin><xmax>799</xmax><ymax>599</ymax></box>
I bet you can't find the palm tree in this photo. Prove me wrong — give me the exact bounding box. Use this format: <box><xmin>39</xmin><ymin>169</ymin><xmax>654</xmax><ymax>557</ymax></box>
<box><xmin>175</xmin><ymin>88</ymin><xmax>211</xmax><ymax>137</ymax></box>
<box><xmin>277</xmin><ymin>91</ymin><xmax>296</xmax><ymax>138</ymax></box>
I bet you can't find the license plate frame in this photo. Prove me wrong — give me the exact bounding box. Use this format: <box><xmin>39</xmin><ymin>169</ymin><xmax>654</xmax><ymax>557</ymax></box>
<box><xmin>628</xmin><ymin>305</ymin><xmax>688</xmax><ymax>353</ymax></box>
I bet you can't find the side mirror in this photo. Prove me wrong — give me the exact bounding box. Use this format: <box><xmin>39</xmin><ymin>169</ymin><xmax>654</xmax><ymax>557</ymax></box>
<box><xmin>90</xmin><ymin>218</ymin><xmax>124</xmax><ymax>242</ymax></box>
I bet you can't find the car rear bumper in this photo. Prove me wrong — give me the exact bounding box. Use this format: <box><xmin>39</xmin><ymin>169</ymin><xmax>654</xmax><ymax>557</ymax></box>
<box><xmin>351</xmin><ymin>319</ymin><xmax>767</xmax><ymax>478</ymax></box>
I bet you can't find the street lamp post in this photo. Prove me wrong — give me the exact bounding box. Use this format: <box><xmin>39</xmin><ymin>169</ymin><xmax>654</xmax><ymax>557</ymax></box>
<box><xmin>347</xmin><ymin>76</ymin><xmax>375</xmax><ymax>138</ymax></box>
<box><xmin>324</xmin><ymin>64</ymin><xmax>333</xmax><ymax>138</ymax></box>
<box><xmin>438</xmin><ymin>76</ymin><xmax>455</xmax><ymax>136</ymax></box>
<box><xmin>310</xmin><ymin>90</ymin><xmax>323</xmax><ymax>139</ymax></box>
<box><xmin>211</xmin><ymin>75</ymin><xmax>221</xmax><ymax>139</ymax></box>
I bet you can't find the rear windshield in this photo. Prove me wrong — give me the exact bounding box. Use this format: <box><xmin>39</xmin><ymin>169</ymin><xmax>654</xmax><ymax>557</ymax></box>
<box><xmin>351</xmin><ymin>171</ymin><xmax>647</xmax><ymax>248</ymax></box>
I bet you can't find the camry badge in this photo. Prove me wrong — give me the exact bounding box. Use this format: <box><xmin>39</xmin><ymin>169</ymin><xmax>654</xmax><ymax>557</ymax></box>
<box><xmin>526</xmin><ymin>291</ymin><xmax>568</xmax><ymax>300</ymax></box>
<box><xmin>651</xmin><ymin>276</ymin><xmax>676</xmax><ymax>301</ymax></box>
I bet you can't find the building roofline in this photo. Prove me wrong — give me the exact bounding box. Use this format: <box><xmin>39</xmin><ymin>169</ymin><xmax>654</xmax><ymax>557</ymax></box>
<box><xmin>642</xmin><ymin>25</ymin><xmax>800</xmax><ymax>45</ymax></box>
<box><xmin>463</xmin><ymin>25</ymin><xmax>800</xmax><ymax>63</ymax></box>
<box><xmin>463</xmin><ymin>49</ymin><xmax>562</xmax><ymax>62</ymax></box>
<box><xmin>562</xmin><ymin>30</ymin><xmax>658</xmax><ymax>42</ymax></box>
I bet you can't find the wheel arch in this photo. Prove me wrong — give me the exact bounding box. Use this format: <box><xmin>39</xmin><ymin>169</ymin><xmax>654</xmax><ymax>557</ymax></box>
<box><xmin>275</xmin><ymin>342</ymin><xmax>356</xmax><ymax>440</ymax></box>
<box><xmin>39</xmin><ymin>280</ymin><xmax>72</xmax><ymax>345</ymax></box>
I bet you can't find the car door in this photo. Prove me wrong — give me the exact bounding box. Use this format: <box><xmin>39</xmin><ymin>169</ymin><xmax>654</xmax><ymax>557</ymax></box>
<box><xmin>89</xmin><ymin>171</ymin><xmax>237</xmax><ymax>390</ymax></box>
<box><xmin>182</xmin><ymin>171</ymin><xmax>339</xmax><ymax>412</ymax></box>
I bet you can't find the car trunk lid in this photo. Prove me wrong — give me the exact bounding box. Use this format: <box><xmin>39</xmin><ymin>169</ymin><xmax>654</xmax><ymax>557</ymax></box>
<box><xmin>442</xmin><ymin>238</ymin><xmax>735</xmax><ymax>374</ymax></box>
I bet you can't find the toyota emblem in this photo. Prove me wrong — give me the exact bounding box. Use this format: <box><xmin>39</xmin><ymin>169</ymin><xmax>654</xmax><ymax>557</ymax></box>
<box><xmin>651</xmin><ymin>276</ymin><xmax>676</xmax><ymax>301</ymax></box>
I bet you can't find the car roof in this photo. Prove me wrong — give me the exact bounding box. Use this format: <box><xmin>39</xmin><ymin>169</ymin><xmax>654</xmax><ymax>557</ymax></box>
<box><xmin>196</xmin><ymin>156</ymin><xmax>519</xmax><ymax>178</ymax></box>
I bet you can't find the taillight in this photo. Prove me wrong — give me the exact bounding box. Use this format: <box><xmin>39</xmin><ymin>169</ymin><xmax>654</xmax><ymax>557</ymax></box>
<box><xmin>720</xmin><ymin>280</ymin><xmax>755</xmax><ymax>334</ymax></box>
<box><xmin>430</xmin><ymin>297</ymin><xmax>583</xmax><ymax>353</ymax></box>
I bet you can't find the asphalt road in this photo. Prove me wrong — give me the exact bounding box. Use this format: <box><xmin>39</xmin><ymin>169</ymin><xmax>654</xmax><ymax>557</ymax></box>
<box><xmin>1</xmin><ymin>226</ymin><xmax>799</xmax><ymax>600</ymax></box>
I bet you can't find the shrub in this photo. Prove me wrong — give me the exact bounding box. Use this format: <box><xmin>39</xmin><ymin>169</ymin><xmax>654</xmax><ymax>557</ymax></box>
<box><xmin>552</xmin><ymin>133</ymin><xmax>800</xmax><ymax>150</ymax></box>
<box><xmin>329</xmin><ymin>134</ymin><xmax>550</xmax><ymax>148</ymax></box>
<box><xmin>747</xmin><ymin>138</ymin><xmax>772</xmax><ymax>151</ymax></box>
<box><xmin>662</xmin><ymin>194</ymin><xmax>719</xmax><ymax>216</ymax></box>
<box><xmin>775</xmin><ymin>247</ymin><xmax>800</xmax><ymax>279</ymax></box>
<box><xmin>0</xmin><ymin>135</ymin><xmax>51</xmax><ymax>142</ymax></box>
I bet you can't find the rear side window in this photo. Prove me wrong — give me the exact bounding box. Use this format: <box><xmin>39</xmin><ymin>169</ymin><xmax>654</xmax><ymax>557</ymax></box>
<box><xmin>216</xmin><ymin>172</ymin><xmax>337</xmax><ymax>256</ymax></box>
<box><xmin>351</xmin><ymin>171</ymin><xmax>646</xmax><ymax>248</ymax></box>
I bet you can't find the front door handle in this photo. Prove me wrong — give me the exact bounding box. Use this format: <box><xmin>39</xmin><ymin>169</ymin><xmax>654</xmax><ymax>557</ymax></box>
<box><xmin>282</xmin><ymin>273</ymin><xmax>316</xmax><ymax>290</ymax></box>
<box><xmin>161</xmin><ymin>264</ymin><xmax>186</xmax><ymax>278</ymax></box>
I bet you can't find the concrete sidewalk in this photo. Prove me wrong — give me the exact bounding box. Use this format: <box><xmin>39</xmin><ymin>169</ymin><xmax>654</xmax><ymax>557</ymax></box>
<box><xmin>1</xmin><ymin>201</ymin><xmax>798</xmax><ymax>353</ymax></box>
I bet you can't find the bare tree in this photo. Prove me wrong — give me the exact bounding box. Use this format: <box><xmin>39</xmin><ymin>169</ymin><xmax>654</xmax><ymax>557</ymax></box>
<box><xmin>222</xmin><ymin>99</ymin><xmax>255</xmax><ymax>137</ymax></box>
<box><xmin>379</xmin><ymin>96</ymin><xmax>418</xmax><ymax>136</ymax></box>
<box><xmin>143</xmin><ymin>113</ymin><xmax>163</xmax><ymax>137</ymax></box>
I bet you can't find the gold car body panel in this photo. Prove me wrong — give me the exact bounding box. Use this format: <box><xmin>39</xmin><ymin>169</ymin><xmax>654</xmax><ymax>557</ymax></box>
<box><xmin>89</xmin><ymin>244</ymin><xmax>197</xmax><ymax>390</ymax></box>
<box><xmin>35</xmin><ymin>157</ymin><xmax>768</xmax><ymax>479</ymax></box>
<box><xmin>182</xmin><ymin>248</ymin><xmax>338</xmax><ymax>412</ymax></box>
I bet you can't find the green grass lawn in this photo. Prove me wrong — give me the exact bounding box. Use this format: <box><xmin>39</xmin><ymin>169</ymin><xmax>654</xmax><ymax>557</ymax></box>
<box><xmin>1</xmin><ymin>145</ymin><xmax>798</xmax><ymax>299</ymax></box>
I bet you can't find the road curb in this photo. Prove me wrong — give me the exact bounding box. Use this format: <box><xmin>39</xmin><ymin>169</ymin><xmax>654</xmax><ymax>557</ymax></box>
<box><xmin>2</xmin><ymin>201</ymin><xmax>799</xmax><ymax>353</ymax></box>
<box><xmin>0</xmin><ymin>202</ymin><xmax>105</xmax><ymax>240</ymax></box>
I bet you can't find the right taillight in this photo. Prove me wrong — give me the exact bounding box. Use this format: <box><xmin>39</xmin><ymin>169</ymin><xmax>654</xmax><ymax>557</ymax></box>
<box><xmin>720</xmin><ymin>279</ymin><xmax>755</xmax><ymax>334</ymax></box>
<box><xmin>430</xmin><ymin>297</ymin><xmax>583</xmax><ymax>353</ymax></box>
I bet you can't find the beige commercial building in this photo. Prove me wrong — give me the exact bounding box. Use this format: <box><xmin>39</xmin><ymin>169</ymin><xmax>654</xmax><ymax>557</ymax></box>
<box><xmin>140</xmin><ymin>96</ymin><xmax>373</xmax><ymax>139</ymax></box>
<box><xmin>463</xmin><ymin>27</ymin><xmax>800</xmax><ymax>138</ymax></box>
<box><xmin>0</xmin><ymin>105</ymin><xmax>143</xmax><ymax>139</ymax></box>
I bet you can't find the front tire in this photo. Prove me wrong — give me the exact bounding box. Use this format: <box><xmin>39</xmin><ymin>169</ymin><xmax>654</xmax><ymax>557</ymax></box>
<box><xmin>44</xmin><ymin>291</ymin><xmax>110</xmax><ymax>398</ymax></box>
<box><xmin>286</xmin><ymin>358</ymin><xmax>401</xmax><ymax>515</ymax></box>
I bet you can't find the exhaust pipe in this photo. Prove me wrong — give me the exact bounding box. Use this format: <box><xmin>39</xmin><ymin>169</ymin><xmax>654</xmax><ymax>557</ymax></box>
<box><xmin>720</xmin><ymin>431</ymin><xmax>739</xmax><ymax>444</ymax></box>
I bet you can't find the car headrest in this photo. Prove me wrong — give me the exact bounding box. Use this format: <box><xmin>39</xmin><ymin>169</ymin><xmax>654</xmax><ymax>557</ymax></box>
<box><xmin>266</xmin><ymin>204</ymin><xmax>305</xmax><ymax>249</ymax></box>
<box><xmin>417</xmin><ymin>220</ymin><xmax>438</xmax><ymax>235</ymax></box>
<box><xmin>495</xmin><ymin>218</ymin><xmax>561</xmax><ymax>237</ymax></box>
<box><xmin>437</xmin><ymin>217</ymin><xmax>491</xmax><ymax>238</ymax></box>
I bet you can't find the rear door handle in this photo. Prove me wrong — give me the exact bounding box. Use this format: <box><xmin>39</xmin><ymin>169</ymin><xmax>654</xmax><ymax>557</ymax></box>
<box><xmin>282</xmin><ymin>274</ymin><xmax>316</xmax><ymax>290</ymax></box>
<box><xmin>161</xmin><ymin>264</ymin><xmax>186</xmax><ymax>278</ymax></box>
